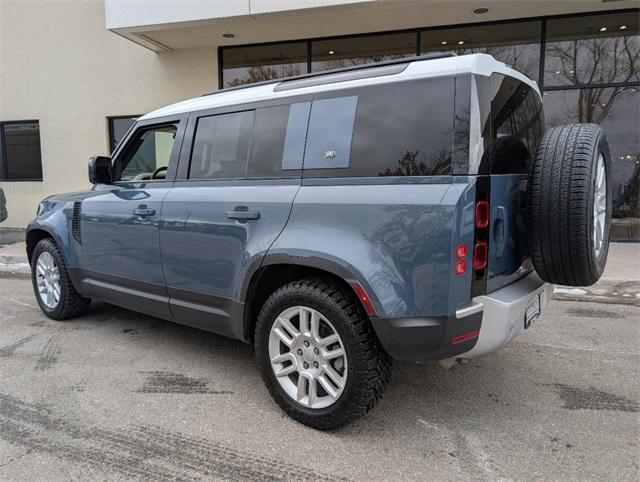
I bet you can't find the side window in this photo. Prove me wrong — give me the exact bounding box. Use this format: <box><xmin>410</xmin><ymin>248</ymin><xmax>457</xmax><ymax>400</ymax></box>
<box><xmin>246</xmin><ymin>103</ymin><xmax>308</xmax><ymax>178</ymax></box>
<box><xmin>189</xmin><ymin>111</ymin><xmax>254</xmax><ymax>180</ymax></box>
<box><xmin>116</xmin><ymin>124</ymin><xmax>178</xmax><ymax>181</ymax></box>
<box><xmin>302</xmin><ymin>78</ymin><xmax>455</xmax><ymax>178</ymax></box>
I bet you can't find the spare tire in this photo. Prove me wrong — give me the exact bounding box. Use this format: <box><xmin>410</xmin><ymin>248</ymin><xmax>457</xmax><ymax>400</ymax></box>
<box><xmin>527</xmin><ymin>124</ymin><xmax>612</xmax><ymax>286</ymax></box>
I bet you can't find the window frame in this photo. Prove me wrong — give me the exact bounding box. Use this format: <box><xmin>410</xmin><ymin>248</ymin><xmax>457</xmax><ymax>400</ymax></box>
<box><xmin>110</xmin><ymin>115</ymin><xmax>187</xmax><ymax>184</ymax></box>
<box><xmin>0</xmin><ymin>120</ymin><xmax>43</xmax><ymax>182</ymax></box>
<box><xmin>107</xmin><ymin>115</ymin><xmax>140</xmax><ymax>154</ymax></box>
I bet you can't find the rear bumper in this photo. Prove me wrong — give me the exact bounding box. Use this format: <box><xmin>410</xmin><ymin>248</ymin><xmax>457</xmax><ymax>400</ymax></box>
<box><xmin>372</xmin><ymin>271</ymin><xmax>553</xmax><ymax>362</ymax></box>
<box><xmin>458</xmin><ymin>271</ymin><xmax>553</xmax><ymax>359</ymax></box>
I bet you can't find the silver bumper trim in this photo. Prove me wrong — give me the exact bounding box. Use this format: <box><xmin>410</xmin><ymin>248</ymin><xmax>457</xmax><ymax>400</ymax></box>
<box><xmin>459</xmin><ymin>271</ymin><xmax>554</xmax><ymax>359</ymax></box>
<box><xmin>455</xmin><ymin>302</ymin><xmax>484</xmax><ymax>319</ymax></box>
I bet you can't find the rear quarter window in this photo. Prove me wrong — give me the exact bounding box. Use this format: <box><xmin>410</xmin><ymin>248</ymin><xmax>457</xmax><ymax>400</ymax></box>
<box><xmin>302</xmin><ymin>77</ymin><xmax>455</xmax><ymax>178</ymax></box>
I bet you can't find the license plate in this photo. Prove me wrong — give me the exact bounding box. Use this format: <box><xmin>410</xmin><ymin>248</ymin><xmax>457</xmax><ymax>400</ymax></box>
<box><xmin>524</xmin><ymin>294</ymin><xmax>541</xmax><ymax>329</ymax></box>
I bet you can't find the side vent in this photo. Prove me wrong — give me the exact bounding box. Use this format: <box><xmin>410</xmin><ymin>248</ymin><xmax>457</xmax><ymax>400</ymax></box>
<box><xmin>72</xmin><ymin>200</ymin><xmax>82</xmax><ymax>244</ymax></box>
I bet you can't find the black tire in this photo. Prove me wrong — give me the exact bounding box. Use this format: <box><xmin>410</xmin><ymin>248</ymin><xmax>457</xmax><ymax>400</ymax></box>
<box><xmin>31</xmin><ymin>238</ymin><xmax>91</xmax><ymax>320</ymax></box>
<box><xmin>255</xmin><ymin>278</ymin><xmax>391</xmax><ymax>430</ymax></box>
<box><xmin>527</xmin><ymin>123</ymin><xmax>612</xmax><ymax>286</ymax></box>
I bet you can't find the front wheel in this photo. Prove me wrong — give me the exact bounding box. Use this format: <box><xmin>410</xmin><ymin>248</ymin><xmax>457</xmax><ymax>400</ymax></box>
<box><xmin>255</xmin><ymin>278</ymin><xmax>390</xmax><ymax>430</ymax></box>
<box><xmin>31</xmin><ymin>238</ymin><xmax>91</xmax><ymax>320</ymax></box>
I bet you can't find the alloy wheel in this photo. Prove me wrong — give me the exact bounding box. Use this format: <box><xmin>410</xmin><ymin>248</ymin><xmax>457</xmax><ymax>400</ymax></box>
<box><xmin>268</xmin><ymin>306</ymin><xmax>347</xmax><ymax>409</ymax></box>
<box><xmin>36</xmin><ymin>252</ymin><xmax>61</xmax><ymax>309</ymax></box>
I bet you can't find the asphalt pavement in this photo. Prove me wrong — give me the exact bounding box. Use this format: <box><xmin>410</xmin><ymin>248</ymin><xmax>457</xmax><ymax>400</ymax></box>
<box><xmin>0</xmin><ymin>277</ymin><xmax>638</xmax><ymax>480</ymax></box>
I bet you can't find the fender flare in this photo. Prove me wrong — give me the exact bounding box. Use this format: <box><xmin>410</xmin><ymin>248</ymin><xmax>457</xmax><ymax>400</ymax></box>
<box><xmin>241</xmin><ymin>250</ymin><xmax>383</xmax><ymax>318</ymax></box>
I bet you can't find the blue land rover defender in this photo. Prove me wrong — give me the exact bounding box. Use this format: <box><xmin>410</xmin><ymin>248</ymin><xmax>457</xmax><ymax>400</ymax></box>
<box><xmin>27</xmin><ymin>54</ymin><xmax>611</xmax><ymax>429</ymax></box>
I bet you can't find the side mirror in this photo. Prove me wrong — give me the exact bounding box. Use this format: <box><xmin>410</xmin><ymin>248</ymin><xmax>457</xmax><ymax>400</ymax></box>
<box><xmin>88</xmin><ymin>156</ymin><xmax>112</xmax><ymax>184</ymax></box>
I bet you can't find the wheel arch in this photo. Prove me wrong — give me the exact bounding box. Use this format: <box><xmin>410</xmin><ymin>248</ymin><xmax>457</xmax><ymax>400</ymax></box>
<box><xmin>242</xmin><ymin>254</ymin><xmax>378</xmax><ymax>342</ymax></box>
<box><xmin>26</xmin><ymin>227</ymin><xmax>58</xmax><ymax>264</ymax></box>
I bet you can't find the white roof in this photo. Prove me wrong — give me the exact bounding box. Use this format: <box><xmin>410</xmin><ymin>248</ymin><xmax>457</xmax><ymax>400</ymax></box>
<box><xmin>141</xmin><ymin>53</ymin><xmax>540</xmax><ymax>121</ymax></box>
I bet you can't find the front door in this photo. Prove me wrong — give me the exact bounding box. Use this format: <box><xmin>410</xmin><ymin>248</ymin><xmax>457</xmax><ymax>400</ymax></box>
<box><xmin>160</xmin><ymin>102</ymin><xmax>309</xmax><ymax>338</ymax></box>
<box><xmin>80</xmin><ymin>119</ymin><xmax>185</xmax><ymax>318</ymax></box>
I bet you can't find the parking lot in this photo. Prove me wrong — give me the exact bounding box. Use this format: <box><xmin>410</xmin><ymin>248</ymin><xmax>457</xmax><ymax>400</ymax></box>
<box><xmin>0</xmin><ymin>276</ymin><xmax>638</xmax><ymax>481</ymax></box>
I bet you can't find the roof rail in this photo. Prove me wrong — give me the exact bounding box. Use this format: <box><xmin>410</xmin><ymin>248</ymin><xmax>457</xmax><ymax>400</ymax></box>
<box><xmin>201</xmin><ymin>51</ymin><xmax>456</xmax><ymax>97</ymax></box>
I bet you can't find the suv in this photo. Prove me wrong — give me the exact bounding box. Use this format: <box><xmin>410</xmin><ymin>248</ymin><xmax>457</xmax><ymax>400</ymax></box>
<box><xmin>27</xmin><ymin>54</ymin><xmax>611</xmax><ymax>429</ymax></box>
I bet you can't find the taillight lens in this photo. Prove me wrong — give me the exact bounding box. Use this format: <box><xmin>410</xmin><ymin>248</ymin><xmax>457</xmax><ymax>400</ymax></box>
<box><xmin>475</xmin><ymin>201</ymin><xmax>490</xmax><ymax>228</ymax></box>
<box><xmin>456</xmin><ymin>243</ymin><xmax>467</xmax><ymax>259</ymax></box>
<box><xmin>455</xmin><ymin>260</ymin><xmax>467</xmax><ymax>275</ymax></box>
<box><xmin>473</xmin><ymin>241</ymin><xmax>488</xmax><ymax>270</ymax></box>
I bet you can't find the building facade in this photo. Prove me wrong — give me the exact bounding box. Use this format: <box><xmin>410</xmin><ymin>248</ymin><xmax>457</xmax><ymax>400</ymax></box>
<box><xmin>1</xmin><ymin>0</ymin><xmax>638</xmax><ymax>239</ymax></box>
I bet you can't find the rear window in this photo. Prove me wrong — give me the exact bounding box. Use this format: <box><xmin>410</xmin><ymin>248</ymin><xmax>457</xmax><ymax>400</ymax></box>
<box><xmin>302</xmin><ymin>78</ymin><xmax>455</xmax><ymax>177</ymax></box>
<box><xmin>487</xmin><ymin>75</ymin><xmax>543</xmax><ymax>175</ymax></box>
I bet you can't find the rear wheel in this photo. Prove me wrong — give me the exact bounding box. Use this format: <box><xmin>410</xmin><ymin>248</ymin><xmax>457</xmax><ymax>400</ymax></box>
<box><xmin>255</xmin><ymin>278</ymin><xmax>390</xmax><ymax>430</ymax></box>
<box><xmin>31</xmin><ymin>238</ymin><xmax>91</xmax><ymax>320</ymax></box>
<box><xmin>527</xmin><ymin>123</ymin><xmax>612</xmax><ymax>286</ymax></box>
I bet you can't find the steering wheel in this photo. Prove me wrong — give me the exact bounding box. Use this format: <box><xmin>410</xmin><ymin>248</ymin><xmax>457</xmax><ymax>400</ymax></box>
<box><xmin>151</xmin><ymin>166</ymin><xmax>168</xmax><ymax>180</ymax></box>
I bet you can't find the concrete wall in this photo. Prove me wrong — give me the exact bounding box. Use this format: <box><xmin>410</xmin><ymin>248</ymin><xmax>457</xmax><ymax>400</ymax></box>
<box><xmin>0</xmin><ymin>0</ymin><xmax>217</xmax><ymax>228</ymax></box>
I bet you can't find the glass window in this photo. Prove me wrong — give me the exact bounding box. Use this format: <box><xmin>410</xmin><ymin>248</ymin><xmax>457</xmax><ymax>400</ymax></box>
<box><xmin>0</xmin><ymin>121</ymin><xmax>43</xmax><ymax>181</ymax></box>
<box><xmin>303</xmin><ymin>77</ymin><xmax>454</xmax><ymax>178</ymax></box>
<box><xmin>189</xmin><ymin>111</ymin><xmax>254</xmax><ymax>180</ymax></box>
<box><xmin>311</xmin><ymin>32</ymin><xmax>416</xmax><ymax>72</ymax></box>
<box><xmin>116</xmin><ymin>124</ymin><xmax>177</xmax><ymax>181</ymax></box>
<box><xmin>109</xmin><ymin>116</ymin><xmax>138</xmax><ymax>153</ymax></box>
<box><xmin>222</xmin><ymin>42</ymin><xmax>307</xmax><ymax>88</ymax></box>
<box><xmin>544</xmin><ymin>12</ymin><xmax>639</xmax><ymax>87</ymax></box>
<box><xmin>421</xmin><ymin>21</ymin><xmax>542</xmax><ymax>81</ymax></box>
<box><xmin>247</xmin><ymin>104</ymin><xmax>306</xmax><ymax>178</ymax></box>
<box><xmin>486</xmin><ymin>75</ymin><xmax>543</xmax><ymax>174</ymax></box>
<box><xmin>543</xmin><ymin>87</ymin><xmax>639</xmax><ymax>240</ymax></box>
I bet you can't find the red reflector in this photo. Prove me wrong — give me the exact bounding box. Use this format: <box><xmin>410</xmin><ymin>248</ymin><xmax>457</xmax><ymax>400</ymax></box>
<box><xmin>352</xmin><ymin>282</ymin><xmax>376</xmax><ymax>316</ymax></box>
<box><xmin>452</xmin><ymin>329</ymin><xmax>480</xmax><ymax>345</ymax></box>
<box><xmin>455</xmin><ymin>260</ymin><xmax>467</xmax><ymax>275</ymax></box>
<box><xmin>475</xmin><ymin>201</ymin><xmax>490</xmax><ymax>228</ymax></box>
<box><xmin>473</xmin><ymin>241</ymin><xmax>488</xmax><ymax>270</ymax></box>
<box><xmin>455</xmin><ymin>243</ymin><xmax>467</xmax><ymax>259</ymax></box>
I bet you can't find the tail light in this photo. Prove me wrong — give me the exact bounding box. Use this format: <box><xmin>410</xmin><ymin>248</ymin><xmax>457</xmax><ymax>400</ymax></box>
<box><xmin>455</xmin><ymin>243</ymin><xmax>468</xmax><ymax>275</ymax></box>
<box><xmin>473</xmin><ymin>241</ymin><xmax>488</xmax><ymax>270</ymax></box>
<box><xmin>475</xmin><ymin>201</ymin><xmax>490</xmax><ymax>228</ymax></box>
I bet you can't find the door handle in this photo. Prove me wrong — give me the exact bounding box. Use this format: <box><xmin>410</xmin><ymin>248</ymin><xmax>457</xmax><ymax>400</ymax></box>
<box><xmin>133</xmin><ymin>206</ymin><xmax>156</xmax><ymax>217</ymax></box>
<box><xmin>226</xmin><ymin>207</ymin><xmax>260</xmax><ymax>221</ymax></box>
<box><xmin>492</xmin><ymin>206</ymin><xmax>508</xmax><ymax>258</ymax></box>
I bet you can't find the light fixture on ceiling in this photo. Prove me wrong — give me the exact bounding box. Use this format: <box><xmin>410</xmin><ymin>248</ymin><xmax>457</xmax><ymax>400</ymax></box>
<box><xmin>599</xmin><ymin>26</ymin><xmax>608</xmax><ymax>32</ymax></box>
<box><xmin>328</xmin><ymin>50</ymin><xmax>335</xmax><ymax>55</ymax></box>
<box><xmin>473</xmin><ymin>7</ymin><xmax>489</xmax><ymax>14</ymax></box>
<box><xmin>619</xmin><ymin>25</ymin><xmax>628</xmax><ymax>30</ymax></box>
<box><xmin>458</xmin><ymin>40</ymin><xmax>465</xmax><ymax>45</ymax></box>
<box><xmin>441</xmin><ymin>41</ymin><xmax>448</xmax><ymax>45</ymax></box>
<box><xmin>222</xmin><ymin>33</ymin><xmax>235</xmax><ymax>38</ymax></box>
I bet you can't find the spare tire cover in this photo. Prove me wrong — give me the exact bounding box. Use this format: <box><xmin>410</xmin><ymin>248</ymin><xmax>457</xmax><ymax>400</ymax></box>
<box><xmin>527</xmin><ymin>123</ymin><xmax>612</xmax><ymax>286</ymax></box>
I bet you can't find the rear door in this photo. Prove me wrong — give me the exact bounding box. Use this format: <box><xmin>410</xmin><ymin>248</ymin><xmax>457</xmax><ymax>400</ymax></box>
<box><xmin>486</xmin><ymin>75</ymin><xmax>543</xmax><ymax>292</ymax></box>
<box><xmin>160</xmin><ymin>98</ymin><xmax>311</xmax><ymax>338</ymax></box>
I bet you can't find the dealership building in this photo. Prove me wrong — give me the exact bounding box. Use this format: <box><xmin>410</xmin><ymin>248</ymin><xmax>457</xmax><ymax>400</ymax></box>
<box><xmin>0</xmin><ymin>0</ymin><xmax>638</xmax><ymax>239</ymax></box>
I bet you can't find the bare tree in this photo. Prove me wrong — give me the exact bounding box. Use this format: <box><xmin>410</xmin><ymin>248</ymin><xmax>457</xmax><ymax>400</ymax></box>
<box><xmin>546</xmin><ymin>35</ymin><xmax>639</xmax><ymax>123</ymax></box>
<box><xmin>228</xmin><ymin>64</ymin><xmax>302</xmax><ymax>86</ymax></box>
